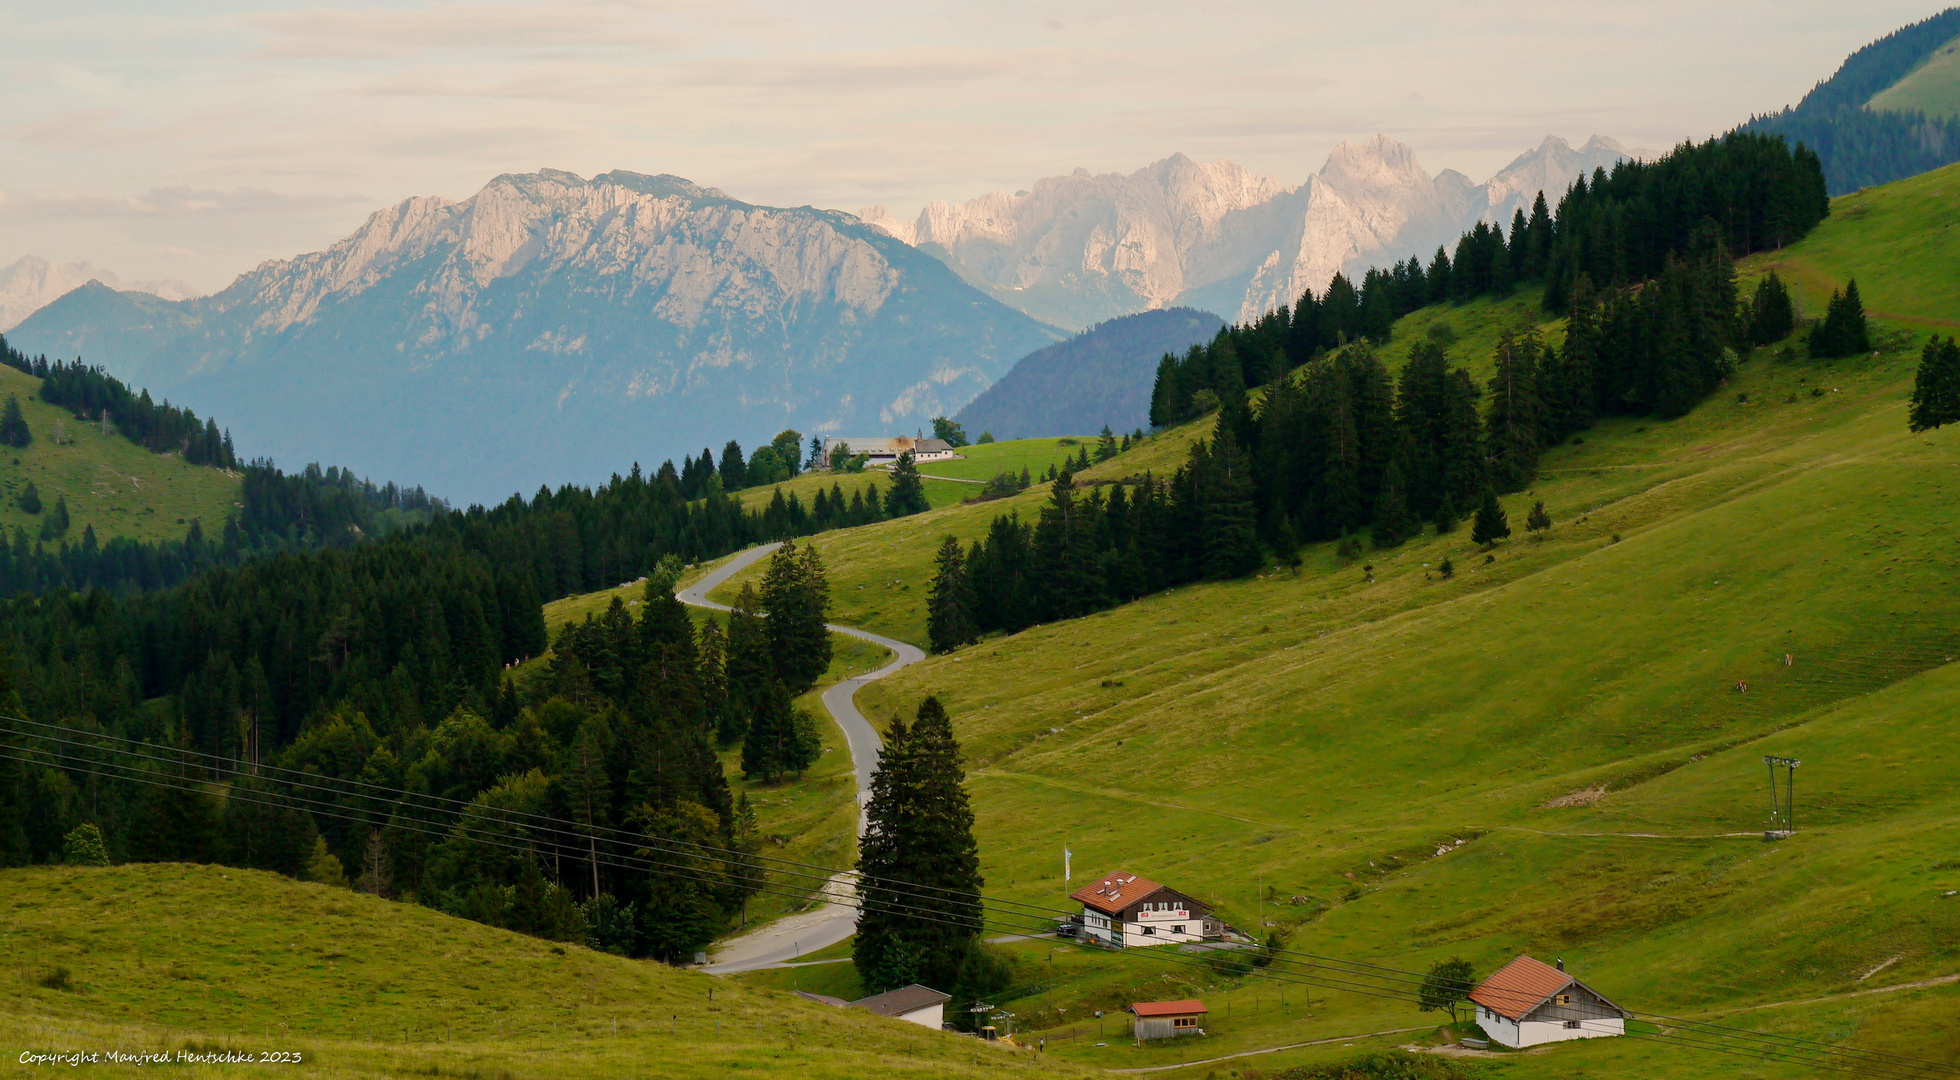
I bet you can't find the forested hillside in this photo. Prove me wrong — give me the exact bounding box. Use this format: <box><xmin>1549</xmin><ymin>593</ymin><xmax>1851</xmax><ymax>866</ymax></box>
<box><xmin>1746</xmin><ymin>7</ymin><xmax>1960</xmax><ymax>193</ymax></box>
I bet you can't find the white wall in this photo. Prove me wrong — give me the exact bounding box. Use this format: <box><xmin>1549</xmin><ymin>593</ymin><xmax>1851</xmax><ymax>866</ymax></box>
<box><xmin>1517</xmin><ymin>1017</ymin><xmax>1624</xmax><ymax>1046</ymax></box>
<box><xmin>897</xmin><ymin>1003</ymin><xmax>945</xmax><ymax>1030</ymax></box>
<box><xmin>1118</xmin><ymin>918</ymin><xmax>1207</xmax><ymax>948</ymax></box>
<box><xmin>1479</xmin><ymin>1006</ymin><xmax>1523</xmax><ymax>1048</ymax></box>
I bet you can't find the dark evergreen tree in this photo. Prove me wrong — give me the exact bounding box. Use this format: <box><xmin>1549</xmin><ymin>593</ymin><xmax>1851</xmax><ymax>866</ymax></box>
<box><xmin>1525</xmin><ymin>500</ymin><xmax>1553</xmax><ymax>532</ymax></box>
<box><xmin>1747</xmin><ymin>271</ymin><xmax>1797</xmax><ymax>345</ymax></box>
<box><xmin>0</xmin><ymin>395</ymin><xmax>29</xmax><ymax>448</ymax></box>
<box><xmin>1199</xmin><ymin>426</ymin><xmax>1261</xmax><ymax>578</ymax></box>
<box><xmin>1485</xmin><ymin>330</ymin><xmax>1545</xmax><ymax>493</ymax></box>
<box><xmin>854</xmin><ymin>697</ymin><xmax>983</xmax><ymax>995</ymax></box>
<box><xmin>15</xmin><ymin>481</ymin><xmax>39</xmax><ymax>515</ymax></box>
<box><xmin>1809</xmin><ymin>279</ymin><xmax>1872</xmax><ymax>358</ymax></box>
<box><xmin>884</xmin><ymin>451</ymin><xmax>930</xmax><ymax>518</ymax></box>
<box><xmin>740</xmin><ymin>678</ymin><xmax>796</xmax><ymax>780</ymax></box>
<box><xmin>1471</xmin><ymin>489</ymin><xmax>1511</xmax><ymax>547</ymax></box>
<box><xmin>718</xmin><ymin>440</ymin><xmax>748</xmax><ymax>490</ymax></box>
<box><xmin>1369</xmin><ymin>459</ymin><xmax>1416</xmax><ymax>549</ymax></box>
<box><xmin>926</xmin><ymin>535</ymin><xmax>977</xmax><ymax>654</ymax></box>
<box><xmin>1908</xmin><ymin>336</ymin><xmax>1960</xmax><ymax>432</ymax></box>
<box><xmin>722</xmin><ymin>583</ymin><xmax>773</xmax><ymax>745</ymax></box>
<box><xmin>760</xmin><ymin>540</ymin><xmax>832</xmax><ymax>693</ymax></box>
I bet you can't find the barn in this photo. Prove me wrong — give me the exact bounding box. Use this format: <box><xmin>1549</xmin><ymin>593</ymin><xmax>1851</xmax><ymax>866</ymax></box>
<box><xmin>1468</xmin><ymin>955</ymin><xmax>1627</xmax><ymax>1048</ymax></box>
<box><xmin>1129</xmin><ymin>999</ymin><xmax>1207</xmax><ymax>1040</ymax></box>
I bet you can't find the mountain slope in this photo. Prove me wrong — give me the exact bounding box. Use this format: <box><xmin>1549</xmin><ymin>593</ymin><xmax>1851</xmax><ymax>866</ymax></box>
<box><xmin>10</xmin><ymin>170</ymin><xmax>1060</xmax><ymax>504</ymax></box>
<box><xmin>0</xmin><ymin>255</ymin><xmax>197</xmax><ymax>332</ymax></box>
<box><xmin>952</xmin><ymin>307</ymin><xmax>1224</xmax><ymax>439</ymax></box>
<box><xmin>697</xmin><ymin>164</ymin><xmax>1960</xmax><ymax>1071</ymax></box>
<box><xmin>861</xmin><ymin>136</ymin><xmax>1628</xmax><ymax>330</ymax></box>
<box><xmin>1</xmin><ymin>864</ymin><xmax>1082</xmax><ymax>1080</ymax></box>
<box><xmin>1746</xmin><ymin>8</ymin><xmax>1960</xmax><ymax>193</ymax></box>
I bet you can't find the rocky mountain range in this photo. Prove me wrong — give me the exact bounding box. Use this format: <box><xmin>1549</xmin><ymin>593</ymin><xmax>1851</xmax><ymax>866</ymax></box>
<box><xmin>0</xmin><ymin>255</ymin><xmax>197</xmax><ymax>332</ymax></box>
<box><xmin>859</xmin><ymin>134</ymin><xmax>1635</xmax><ymax>329</ymax></box>
<box><xmin>9</xmin><ymin>170</ymin><xmax>1057</xmax><ymax>503</ymax></box>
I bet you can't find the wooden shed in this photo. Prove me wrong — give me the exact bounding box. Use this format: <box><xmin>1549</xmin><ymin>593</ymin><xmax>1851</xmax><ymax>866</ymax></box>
<box><xmin>1128</xmin><ymin>999</ymin><xmax>1207</xmax><ymax>1040</ymax></box>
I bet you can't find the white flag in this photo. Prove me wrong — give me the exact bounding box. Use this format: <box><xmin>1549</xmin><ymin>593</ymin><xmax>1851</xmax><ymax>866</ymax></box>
<box><xmin>1064</xmin><ymin>847</ymin><xmax>1072</xmax><ymax>882</ymax></box>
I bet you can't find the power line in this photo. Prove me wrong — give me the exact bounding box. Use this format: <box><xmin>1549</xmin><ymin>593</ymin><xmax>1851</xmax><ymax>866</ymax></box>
<box><xmin>4</xmin><ymin>724</ymin><xmax>1948</xmax><ymax>1077</ymax></box>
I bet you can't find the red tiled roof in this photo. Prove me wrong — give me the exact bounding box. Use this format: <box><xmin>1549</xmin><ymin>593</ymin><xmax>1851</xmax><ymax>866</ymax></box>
<box><xmin>1468</xmin><ymin>955</ymin><xmax>1574</xmax><ymax>1021</ymax></box>
<box><xmin>1070</xmin><ymin>871</ymin><xmax>1165</xmax><ymax>915</ymax></box>
<box><xmin>1129</xmin><ymin>1000</ymin><xmax>1206</xmax><ymax>1017</ymax></box>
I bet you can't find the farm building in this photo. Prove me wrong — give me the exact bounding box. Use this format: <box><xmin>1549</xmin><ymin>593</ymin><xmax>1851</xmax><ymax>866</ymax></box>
<box><xmin>1129</xmin><ymin>999</ymin><xmax>1207</xmax><ymax>1040</ymax></box>
<box><xmin>1468</xmin><ymin>955</ymin><xmax>1627</xmax><ymax>1048</ymax></box>
<box><xmin>1070</xmin><ymin>871</ymin><xmax>1220</xmax><ymax>948</ymax></box>
<box><xmin>846</xmin><ymin>984</ymin><xmax>951</xmax><ymax>1029</ymax></box>
<box><xmin>819</xmin><ymin>436</ymin><xmax>958</xmax><ymax>468</ymax></box>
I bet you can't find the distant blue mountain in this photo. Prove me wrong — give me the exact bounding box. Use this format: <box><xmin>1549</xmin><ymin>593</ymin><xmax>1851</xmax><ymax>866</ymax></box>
<box><xmin>10</xmin><ymin>170</ymin><xmax>1058</xmax><ymax>504</ymax></box>
<box><xmin>953</xmin><ymin>307</ymin><xmax>1224</xmax><ymax>439</ymax></box>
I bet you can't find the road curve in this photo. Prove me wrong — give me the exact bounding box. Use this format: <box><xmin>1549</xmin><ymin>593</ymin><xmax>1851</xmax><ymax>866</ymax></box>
<box><xmin>676</xmin><ymin>542</ymin><xmax>927</xmax><ymax>973</ymax></box>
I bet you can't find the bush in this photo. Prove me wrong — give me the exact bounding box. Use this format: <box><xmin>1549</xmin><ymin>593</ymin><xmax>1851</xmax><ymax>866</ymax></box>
<box><xmin>62</xmin><ymin>823</ymin><xmax>111</xmax><ymax>867</ymax></box>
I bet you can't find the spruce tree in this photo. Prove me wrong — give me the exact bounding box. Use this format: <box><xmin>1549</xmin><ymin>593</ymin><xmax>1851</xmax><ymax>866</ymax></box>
<box><xmin>760</xmin><ymin>540</ymin><xmax>831</xmax><ymax>693</ymax></box>
<box><xmin>1200</xmin><ymin>426</ymin><xmax>1261</xmax><ymax>579</ymax></box>
<box><xmin>16</xmin><ymin>482</ymin><xmax>39</xmax><ymax>515</ymax></box>
<box><xmin>722</xmin><ymin>584</ymin><xmax>773</xmax><ymax>743</ymax></box>
<box><xmin>1433</xmin><ymin>493</ymin><xmax>1460</xmax><ymax>534</ymax></box>
<box><xmin>1370</xmin><ymin>459</ymin><xmax>1416</xmax><ymax>549</ymax></box>
<box><xmin>854</xmin><ymin>697</ymin><xmax>982</xmax><ymax>994</ymax></box>
<box><xmin>1526</xmin><ymin>500</ymin><xmax>1553</xmax><ymax>532</ymax></box>
<box><xmin>1485</xmin><ymin>329</ymin><xmax>1544</xmax><ymax>493</ymax></box>
<box><xmin>1747</xmin><ymin>271</ymin><xmax>1796</xmax><ymax>346</ymax></box>
<box><xmin>885</xmin><ymin>451</ymin><xmax>930</xmax><ymax>517</ymax></box>
<box><xmin>1471</xmin><ymin>489</ymin><xmax>1511</xmax><ymax>547</ymax></box>
<box><xmin>718</xmin><ymin>440</ymin><xmax>748</xmax><ymax>490</ymax></box>
<box><xmin>1096</xmin><ymin>425</ymin><xmax>1118</xmax><ymax>461</ymax></box>
<box><xmin>696</xmin><ymin>618</ymin><xmax>730</xmax><ymax>742</ymax></box>
<box><xmin>740</xmin><ymin>677</ymin><xmax>795</xmax><ymax>780</ymax></box>
<box><xmin>1908</xmin><ymin>336</ymin><xmax>1960</xmax><ymax>431</ymax></box>
<box><xmin>926</xmin><ymin>535</ymin><xmax>977</xmax><ymax>654</ymax></box>
<box><xmin>0</xmin><ymin>395</ymin><xmax>29</xmax><ymax>448</ymax></box>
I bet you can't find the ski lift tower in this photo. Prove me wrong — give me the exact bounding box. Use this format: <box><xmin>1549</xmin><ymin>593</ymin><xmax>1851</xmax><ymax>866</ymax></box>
<box><xmin>1763</xmin><ymin>755</ymin><xmax>1800</xmax><ymax>840</ymax></box>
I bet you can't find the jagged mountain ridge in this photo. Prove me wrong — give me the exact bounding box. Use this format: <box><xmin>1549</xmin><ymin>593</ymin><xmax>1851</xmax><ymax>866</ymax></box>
<box><xmin>859</xmin><ymin>134</ymin><xmax>1633</xmax><ymax>329</ymax></box>
<box><xmin>10</xmin><ymin>170</ymin><xmax>1058</xmax><ymax>503</ymax></box>
<box><xmin>0</xmin><ymin>255</ymin><xmax>198</xmax><ymax>332</ymax></box>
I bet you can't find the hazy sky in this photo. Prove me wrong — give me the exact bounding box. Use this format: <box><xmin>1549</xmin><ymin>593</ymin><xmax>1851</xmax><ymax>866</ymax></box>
<box><xmin>0</xmin><ymin>1</ymin><xmax>1943</xmax><ymax>291</ymax></box>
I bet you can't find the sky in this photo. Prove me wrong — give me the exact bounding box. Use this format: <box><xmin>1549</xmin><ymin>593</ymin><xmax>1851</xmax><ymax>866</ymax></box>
<box><xmin>0</xmin><ymin>0</ymin><xmax>1945</xmax><ymax>292</ymax></box>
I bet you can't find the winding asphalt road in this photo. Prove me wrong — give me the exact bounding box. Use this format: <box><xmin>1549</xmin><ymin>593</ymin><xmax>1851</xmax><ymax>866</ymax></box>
<box><xmin>675</xmin><ymin>542</ymin><xmax>926</xmax><ymax>973</ymax></box>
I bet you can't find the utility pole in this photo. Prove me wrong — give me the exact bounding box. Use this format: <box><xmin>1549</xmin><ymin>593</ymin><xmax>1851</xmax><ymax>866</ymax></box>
<box><xmin>1764</xmin><ymin>755</ymin><xmax>1801</xmax><ymax>839</ymax></box>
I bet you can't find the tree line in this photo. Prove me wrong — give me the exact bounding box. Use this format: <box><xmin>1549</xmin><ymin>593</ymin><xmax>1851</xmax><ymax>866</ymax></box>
<box><xmin>0</xmin><ymin>344</ymin><xmax>240</xmax><ymax>469</ymax></box>
<box><xmin>1743</xmin><ymin>7</ymin><xmax>1960</xmax><ymax>195</ymax></box>
<box><xmin>1151</xmin><ymin>132</ymin><xmax>1828</xmax><ymax>429</ymax></box>
<box><xmin>932</xmin><ymin>232</ymin><xmax>1776</xmax><ymax>651</ymax></box>
<box><xmin>0</xmin><ymin>542</ymin><xmax>840</xmax><ymax>962</ymax></box>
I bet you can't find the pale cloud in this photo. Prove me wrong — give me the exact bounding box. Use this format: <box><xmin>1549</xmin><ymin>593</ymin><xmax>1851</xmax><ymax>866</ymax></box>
<box><xmin>0</xmin><ymin>0</ymin><xmax>1942</xmax><ymax>290</ymax></box>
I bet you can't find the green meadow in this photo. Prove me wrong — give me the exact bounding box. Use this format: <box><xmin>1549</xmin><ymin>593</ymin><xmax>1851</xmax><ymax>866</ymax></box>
<box><xmin>725</xmin><ymin>170</ymin><xmax>1960</xmax><ymax>1073</ymax></box>
<box><xmin>735</xmin><ymin>436</ymin><xmax>1137</xmax><ymax>517</ymax></box>
<box><xmin>0</xmin><ymin>364</ymin><xmax>241</xmax><ymax>545</ymax></box>
<box><xmin>1867</xmin><ymin>35</ymin><xmax>1960</xmax><ymax>120</ymax></box>
<box><xmin>0</xmin><ymin>864</ymin><xmax>1085</xmax><ymax>1080</ymax></box>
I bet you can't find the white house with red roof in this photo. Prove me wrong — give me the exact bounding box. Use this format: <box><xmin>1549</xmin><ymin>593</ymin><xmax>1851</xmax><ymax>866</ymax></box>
<box><xmin>1069</xmin><ymin>871</ymin><xmax>1219</xmax><ymax>948</ymax></box>
<box><xmin>1468</xmin><ymin>955</ymin><xmax>1627</xmax><ymax>1048</ymax></box>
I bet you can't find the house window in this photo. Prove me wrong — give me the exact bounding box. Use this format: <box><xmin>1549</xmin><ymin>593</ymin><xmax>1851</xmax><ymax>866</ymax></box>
<box><xmin>1172</xmin><ymin>1017</ymin><xmax>1197</xmax><ymax>1028</ymax></box>
<box><xmin>1555</xmin><ymin>994</ymin><xmax>1571</xmax><ymax>1006</ymax></box>
<box><xmin>1564</xmin><ymin>1020</ymin><xmax>1581</xmax><ymax>1030</ymax></box>
<box><xmin>1173</xmin><ymin>925</ymin><xmax>1185</xmax><ymax>935</ymax></box>
<box><xmin>1142</xmin><ymin>925</ymin><xmax>1157</xmax><ymax>935</ymax></box>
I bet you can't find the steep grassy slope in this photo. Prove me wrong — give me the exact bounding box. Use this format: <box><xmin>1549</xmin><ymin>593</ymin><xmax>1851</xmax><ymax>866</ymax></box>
<box><xmin>1747</xmin><ymin>160</ymin><xmax>1960</xmax><ymax>329</ymax></box>
<box><xmin>701</xmin><ymin>175</ymin><xmax>1960</xmax><ymax>1072</ymax></box>
<box><xmin>0</xmin><ymin>864</ymin><xmax>1083</xmax><ymax>1080</ymax></box>
<box><xmin>1868</xmin><ymin>32</ymin><xmax>1960</xmax><ymax>119</ymax></box>
<box><xmin>0</xmin><ymin>363</ymin><xmax>239</xmax><ymax>545</ymax></box>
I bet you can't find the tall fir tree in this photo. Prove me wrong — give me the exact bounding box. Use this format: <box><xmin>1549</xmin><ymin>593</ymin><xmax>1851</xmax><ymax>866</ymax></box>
<box><xmin>854</xmin><ymin>696</ymin><xmax>983</xmax><ymax>994</ymax></box>
<box><xmin>1370</xmin><ymin>458</ymin><xmax>1417</xmax><ymax>549</ymax></box>
<box><xmin>1200</xmin><ymin>425</ymin><xmax>1261</xmax><ymax>578</ymax></box>
<box><xmin>760</xmin><ymin>539</ymin><xmax>831</xmax><ymax>693</ymax></box>
<box><xmin>722</xmin><ymin>583</ymin><xmax>773</xmax><ymax>745</ymax></box>
<box><xmin>0</xmin><ymin>395</ymin><xmax>30</xmax><ymax>448</ymax></box>
<box><xmin>1471</xmin><ymin>488</ymin><xmax>1512</xmax><ymax>547</ymax></box>
<box><xmin>1747</xmin><ymin>271</ymin><xmax>1797</xmax><ymax>345</ymax></box>
<box><xmin>926</xmin><ymin>534</ymin><xmax>978</xmax><ymax>654</ymax></box>
<box><xmin>1908</xmin><ymin>336</ymin><xmax>1960</xmax><ymax>432</ymax></box>
<box><xmin>885</xmin><ymin>451</ymin><xmax>930</xmax><ymax>518</ymax></box>
<box><xmin>1485</xmin><ymin>329</ymin><xmax>1544</xmax><ymax>493</ymax></box>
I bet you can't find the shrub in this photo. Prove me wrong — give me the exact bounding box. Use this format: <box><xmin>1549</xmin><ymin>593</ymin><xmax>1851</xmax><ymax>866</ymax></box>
<box><xmin>62</xmin><ymin>823</ymin><xmax>111</xmax><ymax>866</ymax></box>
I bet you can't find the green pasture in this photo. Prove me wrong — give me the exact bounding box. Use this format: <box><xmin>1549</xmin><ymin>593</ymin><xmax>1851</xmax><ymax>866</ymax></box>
<box><xmin>0</xmin><ymin>864</ymin><xmax>1084</xmax><ymax>1080</ymax></box>
<box><xmin>1868</xmin><ymin>34</ymin><xmax>1960</xmax><ymax>119</ymax></box>
<box><xmin>0</xmin><ymin>364</ymin><xmax>241</xmax><ymax>545</ymax></box>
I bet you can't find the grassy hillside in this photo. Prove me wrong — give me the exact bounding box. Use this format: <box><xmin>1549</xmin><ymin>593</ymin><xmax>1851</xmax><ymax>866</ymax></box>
<box><xmin>699</xmin><ymin>172</ymin><xmax>1960</xmax><ymax>1074</ymax></box>
<box><xmin>1747</xmin><ymin>160</ymin><xmax>1960</xmax><ymax>329</ymax></box>
<box><xmin>733</xmin><ymin>437</ymin><xmax>1128</xmax><ymax>518</ymax></box>
<box><xmin>0</xmin><ymin>864</ymin><xmax>1083</xmax><ymax>1080</ymax></box>
<box><xmin>1868</xmin><ymin>32</ymin><xmax>1960</xmax><ymax>119</ymax></box>
<box><xmin>0</xmin><ymin>364</ymin><xmax>240</xmax><ymax>545</ymax></box>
